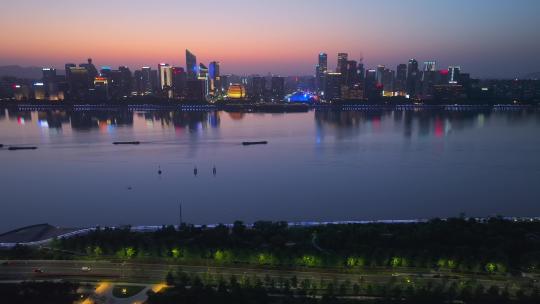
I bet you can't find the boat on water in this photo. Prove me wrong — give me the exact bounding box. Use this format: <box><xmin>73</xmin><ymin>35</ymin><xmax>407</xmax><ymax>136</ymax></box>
<box><xmin>113</xmin><ymin>141</ymin><xmax>141</xmax><ymax>145</ymax></box>
<box><xmin>242</xmin><ymin>141</ymin><xmax>268</xmax><ymax>146</ymax></box>
<box><xmin>8</xmin><ymin>146</ymin><xmax>38</xmax><ymax>151</ymax></box>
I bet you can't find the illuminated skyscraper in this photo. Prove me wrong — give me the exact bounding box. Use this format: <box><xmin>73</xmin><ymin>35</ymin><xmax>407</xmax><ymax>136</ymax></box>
<box><xmin>316</xmin><ymin>52</ymin><xmax>327</xmax><ymax>93</ymax></box>
<box><xmin>158</xmin><ymin>63</ymin><xmax>173</xmax><ymax>98</ymax></box>
<box><xmin>423</xmin><ymin>61</ymin><xmax>437</xmax><ymax>72</ymax></box>
<box><xmin>448</xmin><ymin>66</ymin><xmax>461</xmax><ymax>84</ymax></box>
<box><xmin>158</xmin><ymin>63</ymin><xmax>172</xmax><ymax>89</ymax></box>
<box><xmin>186</xmin><ymin>49</ymin><xmax>197</xmax><ymax>80</ymax></box>
<box><xmin>209</xmin><ymin>61</ymin><xmax>220</xmax><ymax>96</ymax></box>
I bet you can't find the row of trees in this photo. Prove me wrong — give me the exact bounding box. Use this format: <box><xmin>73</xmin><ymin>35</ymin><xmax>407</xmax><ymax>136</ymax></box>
<box><xmin>149</xmin><ymin>270</ymin><xmax>540</xmax><ymax>304</ymax></box>
<box><xmin>49</xmin><ymin>218</ymin><xmax>540</xmax><ymax>273</ymax></box>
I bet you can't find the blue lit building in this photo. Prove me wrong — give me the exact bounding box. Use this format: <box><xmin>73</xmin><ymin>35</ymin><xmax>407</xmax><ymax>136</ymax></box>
<box><xmin>286</xmin><ymin>91</ymin><xmax>316</xmax><ymax>103</ymax></box>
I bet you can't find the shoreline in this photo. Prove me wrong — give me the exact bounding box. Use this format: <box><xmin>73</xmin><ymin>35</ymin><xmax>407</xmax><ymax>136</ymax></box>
<box><xmin>1</xmin><ymin>216</ymin><xmax>539</xmax><ymax>248</ymax></box>
<box><xmin>1</xmin><ymin>102</ymin><xmax>538</xmax><ymax>113</ymax></box>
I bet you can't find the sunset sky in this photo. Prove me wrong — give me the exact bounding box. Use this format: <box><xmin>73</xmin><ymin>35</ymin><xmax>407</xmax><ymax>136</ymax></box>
<box><xmin>1</xmin><ymin>0</ymin><xmax>540</xmax><ymax>77</ymax></box>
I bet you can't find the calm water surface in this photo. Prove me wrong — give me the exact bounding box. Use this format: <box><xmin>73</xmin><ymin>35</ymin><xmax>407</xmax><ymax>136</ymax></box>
<box><xmin>0</xmin><ymin>107</ymin><xmax>539</xmax><ymax>231</ymax></box>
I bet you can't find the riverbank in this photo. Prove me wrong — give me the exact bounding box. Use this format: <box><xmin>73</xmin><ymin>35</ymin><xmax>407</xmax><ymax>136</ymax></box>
<box><xmin>1</xmin><ymin>102</ymin><xmax>538</xmax><ymax>113</ymax></box>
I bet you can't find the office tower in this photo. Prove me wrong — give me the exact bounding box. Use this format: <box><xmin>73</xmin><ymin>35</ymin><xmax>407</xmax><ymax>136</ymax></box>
<box><xmin>150</xmin><ymin>70</ymin><xmax>159</xmax><ymax>93</ymax></box>
<box><xmin>364</xmin><ymin>69</ymin><xmax>380</xmax><ymax>100</ymax></box>
<box><xmin>134</xmin><ymin>70</ymin><xmax>143</xmax><ymax>95</ymax></box>
<box><xmin>67</xmin><ymin>67</ymin><xmax>89</xmax><ymax>100</ymax></box>
<box><xmin>448</xmin><ymin>66</ymin><xmax>461</xmax><ymax>84</ymax></box>
<box><xmin>208</xmin><ymin>61</ymin><xmax>220</xmax><ymax>96</ymax></box>
<box><xmin>251</xmin><ymin>76</ymin><xmax>266</xmax><ymax>101</ymax></box>
<box><xmin>158</xmin><ymin>63</ymin><xmax>172</xmax><ymax>89</ymax></box>
<box><xmin>270</xmin><ymin>76</ymin><xmax>285</xmax><ymax>101</ymax></box>
<box><xmin>376</xmin><ymin>65</ymin><xmax>385</xmax><ymax>85</ymax></box>
<box><xmin>42</xmin><ymin>68</ymin><xmax>58</xmax><ymax>100</ymax></box>
<box><xmin>79</xmin><ymin>58</ymin><xmax>98</xmax><ymax>86</ymax></box>
<box><xmin>337</xmin><ymin>53</ymin><xmax>348</xmax><ymax>84</ymax></box>
<box><xmin>346</xmin><ymin>60</ymin><xmax>359</xmax><ymax>86</ymax></box>
<box><xmin>172</xmin><ymin>67</ymin><xmax>186</xmax><ymax>98</ymax></box>
<box><xmin>118</xmin><ymin>66</ymin><xmax>132</xmax><ymax>97</ymax></box>
<box><xmin>141</xmin><ymin>67</ymin><xmax>153</xmax><ymax>95</ymax></box>
<box><xmin>407</xmin><ymin>59</ymin><xmax>419</xmax><ymax>97</ymax></box>
<box><xmin>423</xmin><ymin>61</ymin><xmax>437</xmax><ymax>72</ymax></box>
<box><xmin>394</xmin><ymin>64</ymin><xmax>407</xmax><ymax>96</ymax></box>
<box><xmin>324</xmin><ymin>72</ymin><xmax>341</xmax><ymax>101</ymax></box>
<box><xmin>158</xmin><ymin>63</ymin><xmax>173</xmax><ymax>98</ymax></box>
<box><xmin>316</xmin><ymin>52</ymin><xmax>328</xmax><ymax>93</ymax></box>
<box><xmin>186</xmin><ymin>49</ymin><xmax>197</xmax><ymax>80</ymax></box>
<box><xmin>381</xmin><ymin>68</ymin><xmax>395</xmax><ymax>96</ymax></box>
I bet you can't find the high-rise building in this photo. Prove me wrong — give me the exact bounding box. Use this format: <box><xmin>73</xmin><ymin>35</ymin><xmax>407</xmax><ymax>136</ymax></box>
<box><xmin>324</xmin><ymin>72</ymin><xmax>342</xmax><ymax>101</ymax></box>
<box><xmin>79</xmin><ymin>58</ymin><xmax>98</xmax><ymax>87</ymax></box>
<box><xmin>158</xmin><ymin>63</ymin><xmax>173</xmax><ymax>98</ymax></box>
<box><xmin>208</xmin><ymin>61</ymin><xmax>220</xmax><ymax>96</ymax></box>
<box><xmin>346</xmin><ymin>60</ymin><xmax>360</xmax><ymax>86</ymax></box>
<box><xmin>67</xmin><ymin>66</ymin><xmax>89</xmax><ymax>100</ymax></box>
<box><xmin>381</xmin><ymin>68</ymin><xmax>395</xmax><ymax>96</ymax></box>
<box><xmin>316</xmin><ymin>52</ymin><xmax>328</xmax><ymax>93</ymax></box>
<box><xmin>407</xmin><ymin>59</ymin><xmax>419</xmax><ymax>97</ymax></box>
<box><xmin>186</xmin><ymin>49</ymin><xmax>197</xmax><ymax>80</ymax></box>
<box><xmin>364</xmin><ymin>69</ymin><xmax>380</xmax><ymax>100</ymax></box>
<box><xmin>376</xmin><ymin>65</ymin><xmax>385</xmax><ymax>85</ymax></box>
<box><xmin>118</xmin><ymin>66</ymin><xmax>132</xmax><ymax>97</ymax></box>
<box><xmin>337</xmin><ymin>53</ymin><xmax>348</xmax><ymax>84</ymax></box>
<box><xmin>172</xmin><ymin>67</ymin><xmax>186</xmax><ymax>98</ymax></box>
<box><xmin>251</xmin><ymin>76</ymin><xmax>266</xmax><ymax>101</ymax></box>
<box><xmin>448</xmin><ymin>66</ymin><xmax>461</xmax><ymax>84</ymax></box>
<box><xmin>270</xmin><ymin>76</ymin><xmax>285</xmax><ymax>101</ymax></box>
<box><xmin>141</xmin><ymin>67</ymin><xmax>152</xmax><ymax>94</ymax></box>
<box><xmin>423</xmin><ymin>61</ymin><xmax>437</xmax><ymax>72</ymax></box>
<box><xmin>42</xmin><ymin>68</ymin><xmax>58</xmax><ymax>100</ymax></box>
<box><xmin>395</xmin><ymin>64</ymin><xmax>407</xmax><ymax>94</ymax></box>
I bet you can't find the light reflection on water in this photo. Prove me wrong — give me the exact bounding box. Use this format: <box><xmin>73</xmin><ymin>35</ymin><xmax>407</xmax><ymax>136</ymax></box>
<box><xmin>0</xmin><ymin>107</ymin><xmax>539</xmax><ymax>231</ymax></box>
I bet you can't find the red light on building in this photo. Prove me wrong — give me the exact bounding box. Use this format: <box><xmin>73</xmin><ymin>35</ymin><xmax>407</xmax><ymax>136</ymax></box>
<box><xmin>439</xmin><ymin>70</ymin><xmax>449</xmax><ymax>75</ymax></box>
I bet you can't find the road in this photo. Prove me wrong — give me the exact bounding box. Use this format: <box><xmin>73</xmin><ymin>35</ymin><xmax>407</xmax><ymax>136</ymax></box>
<box><xmin>0</xmin><ymin>260</ymin><xmax>532</xmax><ymax>290</ymax></box>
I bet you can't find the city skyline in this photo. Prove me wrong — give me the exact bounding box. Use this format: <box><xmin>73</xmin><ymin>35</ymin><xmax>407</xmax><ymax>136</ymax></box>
<box><xmin>1</xmin><ymin>0</ymin><xmax>540</xmax><ymax>78</ymax></box>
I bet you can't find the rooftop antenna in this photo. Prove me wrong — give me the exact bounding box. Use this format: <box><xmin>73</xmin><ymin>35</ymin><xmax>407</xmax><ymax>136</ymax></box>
<box><xmin>359</xmin><ymin>51</ymin><xmax>364</xmax><ymax>64</ymax></box>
